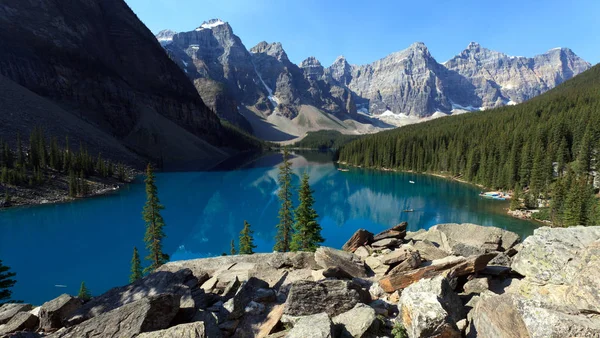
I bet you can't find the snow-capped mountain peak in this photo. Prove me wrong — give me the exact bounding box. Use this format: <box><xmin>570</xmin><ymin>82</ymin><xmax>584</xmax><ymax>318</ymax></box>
<box><xmin>196</xmin><ymin>19</ymin><xmax>225</xmax><ymax>31</ymax></box>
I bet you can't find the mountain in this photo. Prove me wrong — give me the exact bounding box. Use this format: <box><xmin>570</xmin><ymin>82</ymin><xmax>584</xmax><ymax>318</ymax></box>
<box><xmin>339</xmin><ymin>63</ymin><xmax>600</xmax><ymax>224</ymax></box>
<box><xmin>159</xmin><ymin>20</ymin><xmax>388</xmax><ymax>141</ymax></box>
<box><xmin>0</xmin><ymin>1</ymin><xmax>255</xmax><ymax>169</ymax></box>
<box><xmin>157</xmin><ymin>20</ymin><xmax>591</xmax><ymax>139</ymax></box>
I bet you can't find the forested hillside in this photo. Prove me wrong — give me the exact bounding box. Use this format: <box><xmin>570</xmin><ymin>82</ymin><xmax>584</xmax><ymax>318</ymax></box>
<box><xmin>339</xmin><ymin>64</ymin><xmax>600</xmax><ymax>226</ymax></box>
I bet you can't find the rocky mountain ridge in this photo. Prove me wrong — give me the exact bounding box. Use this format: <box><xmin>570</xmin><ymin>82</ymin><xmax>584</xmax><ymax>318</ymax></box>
<box><xmin>157</xmin><ymin>20</ymin><xmax>591</xmax><ymax>139</ymax></box>
<box><xmin>2</xmin><ymin>223</ymin><xmax>599</xmax><ymax>337</ymax></box>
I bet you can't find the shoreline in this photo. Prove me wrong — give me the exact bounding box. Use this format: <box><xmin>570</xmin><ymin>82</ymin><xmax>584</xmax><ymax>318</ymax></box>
<box><xmin>337</xmin><ymin>161</ymin><xmax>544</xmax><ymax>224</ymax></box>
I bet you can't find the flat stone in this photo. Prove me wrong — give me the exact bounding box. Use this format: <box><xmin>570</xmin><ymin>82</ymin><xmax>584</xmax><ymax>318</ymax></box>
<box><xmin>353</xmin><ymin>246</ymin><xmax>370</xmax><ymax>259</ymax></box>
<box><xmin>342</xmin><ymin>229</ymin><xmax>374</xmax><ymax>252</ymax></box>
<box><xmin>463</xmin><ymin>277</ymin><xmax>489</xmax><ymax>295</ymax></box>
<box><xmin>322</xmin><ymin>266</ymin><xmax>354</xmax><ymax>279</ymax></box>
<box><xmin>256</xmin><ymin>304</ymin><xmax>284</xmax><ymax>338</ymax></box>
<box><xmin>287</xmin><ymin>313</ymin><xmax>332</xmax><ymax>338</ymax></box>
<box><xmin>381</xmin><ymin>248</ymin><xmax>412</xmax><ymax>265</ymax></box>
<box><xmin>411</xmin><ymin>240</ymin><xmax>449</xmax><ymax>261</ymax></box>
<box><xmin>365</xmin><ymin>256</ymin><xmax>389</xmax><ymax>275</ymax></box>
<box><xmin>315</xmin><ymin>247</ymin><xmax>366</xmax><ymax>278</ymax></box>
<box><xmin>137</xmin><ymin>321</ymin><xmax>207</xmax><ymax>338</ymax></box>
<box><xmin>371</xmin><ymin>238</ymin><xmax>400</xmax><ymax>248</ymax></box>
<box><xmin>0</xmin><ymin>304</ymin><xmax>33</xmax><ymax>325</ymax></box>
<box><xmin>387</xmin><ymin>250</ymin><xmax>422</xmax><ymax>275</ymax></box>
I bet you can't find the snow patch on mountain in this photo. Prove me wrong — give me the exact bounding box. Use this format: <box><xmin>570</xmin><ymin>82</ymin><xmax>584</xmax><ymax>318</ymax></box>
<box><xmin>196</xmin><ymin>19</ymin><xmax>225</xmax><ymax>31</ymax></box>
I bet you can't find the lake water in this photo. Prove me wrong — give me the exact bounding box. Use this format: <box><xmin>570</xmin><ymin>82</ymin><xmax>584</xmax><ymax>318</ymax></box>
<box><xmin>0</xmin><ymin>151</ymin><xmax>536</xmax><ymax>304</ymax></box>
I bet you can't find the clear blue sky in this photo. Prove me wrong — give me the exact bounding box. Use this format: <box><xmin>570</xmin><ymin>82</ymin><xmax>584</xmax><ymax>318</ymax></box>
<box><xmin>125</xmin><ymin>0</ymin><xmax>599</xmax><ymax>66</ymax></box>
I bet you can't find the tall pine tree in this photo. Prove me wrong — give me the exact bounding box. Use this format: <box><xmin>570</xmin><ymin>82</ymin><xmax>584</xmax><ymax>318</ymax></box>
<box><xmin>230</xmin><ymin>240</ymin><xmax>237</xmax><ymax>255</ymax></box>
<box><xmin>291</xmin><ymin>172</ymin><xmax>324</xmax><ymax>252</ymax></box>
<box><xmin>129</xmin><ymin>247</ymin><xmax>143</xmax><ymax>282</ymax></box>
<box><xmin>274</xmin><ymin>148</ymin><xmax>294</xmax><ymax>252</ymax></box>
<box><xmin>239</xmin><ymin>221</ymin><xmax>256</xmax><ymax>255</ymax></box>
<box><xmin>0</xmin><ymin>260</ymin><xmax>17</xmax><ymax>304</ymax></box>
<box><xmin>142</xmin><ymin>164</ymin><xmax>168</xmax><ymax>273</ymax></box>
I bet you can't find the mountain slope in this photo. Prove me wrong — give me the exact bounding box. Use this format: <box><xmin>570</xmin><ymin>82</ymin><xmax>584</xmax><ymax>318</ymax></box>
<box><xmin>339</xmin><ymin>63</ymin><xmax>600</xmax><ymax>192</ymax></box>
<box><xmin>0</xmin><ymin>0</ymin><xmax>253</xmax><ymax>168</ymax></box>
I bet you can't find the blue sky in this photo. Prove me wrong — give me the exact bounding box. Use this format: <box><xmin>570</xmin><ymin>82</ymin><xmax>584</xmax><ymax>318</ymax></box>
<box><xmin>125</xmin><ymin>0</ymin><xmax>599</xmax><ymax>66</ymax></box>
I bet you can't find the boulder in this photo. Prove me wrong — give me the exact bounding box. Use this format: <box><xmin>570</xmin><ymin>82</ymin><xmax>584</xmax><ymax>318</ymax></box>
<box><xmin>354</xmin><ymin>246</ymin><xmax>370</xmax><ymax>259</ymax></box>
<box><xmin>253</xmin><ymin>288</ymin><xmax>277</xmax><ymax>303</ymax></box>
<box><xmin>463</xmin><ymin>277</ymin><xmax>489</xmax><ymax>295</ymax></box>
<box><xmin>488</xmin><ymin>252</ymin><xmax>511</xmax><ymax>267</ymax></box>
<box><xmin>472</xmin><ymin>292</ymin><xmax>600</xmax><ymax>338</ymax></box>
<box><xmin>315</xmin><ymin>247</ymin><xmax>366</xmax><ymax>278</ymax></box>
<box><xmin>342</xmin><ymin>229</ymin><xmax>374</xmax><ymax>252</ymax></box>
<box><xmin>332</xmin><ymin>303</ymin><xmax>378</xmax><ymax>338</ymax></box>
<box><xmin>365</xmin><ymin>256</ymin><xmax>389</xmax><ymax>275</ymax></box>
<box><xmin>381</xmin><ymin>248</ymin><xmax>413</xmax><ymax>265</ymax></box>
<box><xmin>66</xmin><ymin>269</ymin><xmax>199</xmax><ymax>326</ymax></box>
<box><xmin>373</xmin><ymin>222</ymin><xmax>408</xmax><ymax>242</ymax></box>
<box><xmin>371</xmin><ymin>238</ymin><xmax>400</xmax><ymax>248</ymax></box>
<box><xmin>287</xmin><ymin>313</ymin><xmax>333</xmax><ymax>338</ymax></box>
<box><xmin>399</xmin><ymin>276</ymin><xmax>462</xmax><ymax>338</ymax></box>
<box><xmin>50</xmin><ymin>294</ymin><xmax>180</xmax><ymax>338</ymax></box>
<box><xmin>137</xmin><ymin>321</ymin><xmax>207</xmax><ymax>338</ymax></box>
<box><xmin>284</xmin><ymin>280</ymin><xmax>360</xmax><ymax>317</ymax></box>
<box><xmin>256</xmin><ymin>304</ymin><xmax>284</xmax><ymax>338</ymax></box>
<box><xmin>410</xmin><ymin>240</ymin><xmax>449</xmax><ymax>261</ymax></box>
<box><xmin>566</xmin><ymin>240</ymin><xmax>600</xmax><ymax>313</ymax></box>
<box><xmin>387</xmin><ymin>251</ymin><xmax>421</xmax><ymax>275</ymax></box>
<box><xmin>39</xmin><ymin>294</ymin><xmax>82</xmax><ymax>330</ymax></box>
<box><xmin>511</xmin><ymin>226</ymin><xmax>600</xmax><ymax>285</ymax></box>
<box><xmin>0</xmin><ymin>304</ymin><xmax>33</xmax><ymax>325</ymax></box>
<box><xmin>379</xmin><ymin>254</ymin><xmax>496</xmax><ymax>292</ymax></box>
<box><xmin>322</xmin><ymin>266</ymin><xmax>354</xmax><ymax>279</ymax></box>
<box><xmin>222</xmin><ymin>277</ymin><xmax>269</xmax><ymax>320</ymax></box>
<box><xmin>0</xmin><ymin>312</ymin><xmax>39</xmax><ymax>336</ymax></box>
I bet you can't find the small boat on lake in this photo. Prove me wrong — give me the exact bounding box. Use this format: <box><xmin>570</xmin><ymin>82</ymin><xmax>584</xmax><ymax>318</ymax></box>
<box><xmin>337</xmin><ymin>168</ymin><xmax>350</xmax><ymax>172</ymax></box>
<box><xmin>409</xmin><ymin>180</ymin><xmax>415</xmax><ymax>184</ymax></box>
<box><xmin>403</xmin><ymin>209</ymin><xmax>414</xmax><ymax>212</ymax></box>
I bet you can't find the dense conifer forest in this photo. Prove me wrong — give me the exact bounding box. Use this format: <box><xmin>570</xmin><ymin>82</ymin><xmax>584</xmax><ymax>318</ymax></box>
<box><xmin>339</xmin><ymin>64</ymin><xmax>600</xmax><ymax>226</ymax></box>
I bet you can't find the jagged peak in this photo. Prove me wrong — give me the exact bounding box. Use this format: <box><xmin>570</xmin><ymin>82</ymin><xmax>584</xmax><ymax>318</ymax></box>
<box><xmin>300</xmin><ymin>56</ymin><xmax>322</xmax><ymax>67</ymax></box>
<box><xmin>409</xmin><ymin>41</ymin><xmax>428</xmax><ymax>50</ymax></box>
<box><xmin>155</xmin><ymin>29</ymin><xmax>177</xmax><ymax>41</ymax></box>
<box><xmin>249</xmin><ymin>41</ymin><xmax>288</xmax><ymax>61</ymax></box>
<box><xmin>467</xmin><ymin>41</ymin><xmax>481</xmax><ymax>49</ymax></box>
<box><xmin>195</xmin><ymin>19</ymin><xmax>227</xmax><ymax>31</ymax></box>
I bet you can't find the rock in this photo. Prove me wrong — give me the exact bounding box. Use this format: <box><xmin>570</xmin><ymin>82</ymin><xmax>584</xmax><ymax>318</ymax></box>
<box><xmin>342</xmin><ymin>229</ymin><xmax>374</xmax><ymax>252</ymax></box>
<box><xmin>399</xmin><ymin>277</ymin><xmax>462</xmax><ymax>338</ymax></box>
<box><xmin>287</xmin><ymin>313</ymin><xmax>333</xmax><ymax>338</ymax></box>
<box><xmin>332</xmin><ymin>303</ymin><xmax>378</xmax><ymax>338</ymax></box>
<box><xmin>255</xmin><ymin>304</ymin><xmax>285</xmax><ymax>338</ymax></box>
<box><xmin>472</xmin><ymin>292</ymin><xmax>600</xmax><ymax>338</ymax></box>
<box><xmin>381</xmin><ymin>248</ymin><xmax>413</xmax><ymax>265</ymax></box>
<box><xmin>456</xmin><ymin>319</ymin><xmax>468</xmax><ymax>333</ymax></box>
<box><xmin>66</xmin><ymin>269</ymin><xmax>199</xmax><ymax>326</ymax></box>
<box><xmin>368</xmin><ymin>282</ymin><xmax>385</xmax><ymax>300</ymax></box>
<box><xmin>222</xmin><ymin>277</ymin><xmax>269</xmax><ymax>320</ymax></box>
<box><xmin>437</xmin><ymin>223</ymin><xmax>521</xmax><ymax>255</ymax></box>
<box><xmin>373</xmin><ymin>222</ymin><xmax>408</xmax><ymax>241</ymax></box>
<box><xmin>411</xmin><ymin>240</ymin><xmax>449</xmax><ymax>261</ymax></box>
<box><xmin>284</xmin><ymin>280</ymin><xmax>360</xmax><ymax>317</ymax></box>
<box><xmin>511</xmin><ymin>226</ymin><xmax>600</xmax><ymax>285</ymax></box>
<box><xmin>191</xmin><ymin>310</ymin><xmax>222</xmax><ymax>338</ymax></box>
<box><xmin>369</xmin><ymin>299</ymin><xmax>396</xmax><ymax>317</ymax></box>
<box><xmin>463</xmin><ymin>277</ymin><xmax>489</xmax><ymax>295</ymax></box>
<box><xmin>354</xmin><ymin>246</ymin><xmax>370</xmax><ymax>259</ymax></box>
<box><xmin>222</xmin><ymin>277</ymin><xmax>241</xmax><ymax>299</ymax></box>
<box><xmin>39</xmin><ymin>294</ymin><xmax>82</xmax><ymax>330</ymax></box>
<box><xmin>387</xmin><ymin>251</ymin><xmax>422</xmax><ymax>275</ymax></box>
<box><xmin>254</xmin><ymin>288</ymin><xmax>277</xmax><ymax>303</ymax></box>
<box><xmin>244</xmin><ymin>301</ymin><xmax>265</xmax><ymax>316</ymax></box>
<box><xmin>50</xmin><ymin>294</ymin><xmax>180</xmax><ymax>338</ymax></box>
<box><xmin>315</xmin><ymin>247</ymin><xmax>366</xmax><ymax>278</ymax></box>
<box><xmin>371</xmin><ymin>238</ymin><xmax>400</xmax><ymax>248</ymax></box>
<box><xmin>312</xmin><ymin>269</ymin><xmax>326</xmax><ymax>281</ymax></box>
<box><xmin>217</xmin><ymin>319</ymin><xmax>239</xmax><ymax>334</ymax></box>
<box><xmin>379</xmin><ymin>253</ymin><xmax>496</xmax><ymax>292</ymax></box>
<box><xmin>322</xmin><ymin>266</ymin><xmax>354</xmax><ymax>279</ymax></box>
<box><xmin>0</xmin><ymin>312</ymin><xmax>39</xmax><ymax>335</ymax></box>
<box><xmin>0</xmin><ymin>304</ymin><xmax>33</xmax><ymax>325</ymax></box>
<box><xmin>488</xmin><ymin>252</ymin><xmax>511</xmax><ymax>267</ymax></box>
<box><xmin>566</xmin><ymin>240</ymin><xmax>600</xmax><ymax>313</ymax></box>
<box><xmin>137</xmin><ymin>321</ymin><xmax>207</xmax><ymax>338</ymax></box>
<box><xmin>365</xmin><ymin>256</ymin><xmax>389</xmax><ymax>275</ymax></box>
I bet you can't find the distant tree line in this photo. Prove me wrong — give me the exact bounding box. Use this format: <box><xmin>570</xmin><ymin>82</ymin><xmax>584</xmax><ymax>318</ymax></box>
<box><xmin>291</xmin><ymin>130</ymin><xmax>359</xmax><ymax>150</ymax></box>
<box><xmin>338</xmin><ymin>64</ymin><xmax>600</xmax><ymax>226</ymax></box>
<box><xmin>0</xmin><ymin>127</ymin><xmax>128</xmax><ymax>198</ymax></box>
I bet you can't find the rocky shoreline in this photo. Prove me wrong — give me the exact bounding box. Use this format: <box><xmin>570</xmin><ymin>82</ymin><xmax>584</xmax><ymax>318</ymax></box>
<box><xmin>1</xmin><ymin>223</ymin><xmax>599</xmax><ymax>337</ymax></box>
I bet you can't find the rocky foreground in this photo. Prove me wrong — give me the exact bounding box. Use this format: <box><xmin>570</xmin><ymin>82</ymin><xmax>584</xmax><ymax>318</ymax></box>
<box><xmin>1</xmin><ymin>223</ymin><xmax>600</xmax><ymax>337</ymax></box>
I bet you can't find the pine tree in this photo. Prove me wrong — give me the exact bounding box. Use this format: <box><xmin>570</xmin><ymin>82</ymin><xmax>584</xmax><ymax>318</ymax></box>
<box><xmin>274</xmin><ymin>148</ymin><xmax>294</xmax><ymax>252</ymax></box>
<box><xmin>77</xmin><ymin>281</ymin><xmax>92</xmax><ymax>301</ymax></box>
<box><xmin>142</xmin><ymin>164</ymin><xmax>168</xmax><ymax>273</ymax></box>
<box><xmin>129</xmin><ymin>247</ymin><xmax>143</xmax><ymax>283</ymax></box>
<box><xmin>68</xmin><ymin>170</ymin><xmax>77</xmax><ymax>197</ymax></box>
<box><xmin>509</xmin><ymin>184</ymin><xmax>522</xmax><ymax>211</ymax></box>
<box><xmin>0</xmin><ymin>260</ymin><xmax>17</xmax><ymax>304</ymax></box>
<box><xmin>239</xmin><ymin>221</ymin><xmax>256</xmax><ymax>255</ymax></box>
<box><xmin>291</xmin><ymin>172</ymin><xmax>324</xmax><ymax>252</ymax></box>
<box><xmin>230</xmin><ymin>239</ymin><xmax>236</xmax><ymax>255</ymax></box>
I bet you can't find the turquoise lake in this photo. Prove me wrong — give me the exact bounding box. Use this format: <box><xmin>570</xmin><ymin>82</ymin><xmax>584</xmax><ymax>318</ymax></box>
<box><xmin>0</xmin><ymin>151</ymin><xmax>536</xmax><ymax>304</ymax></box>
